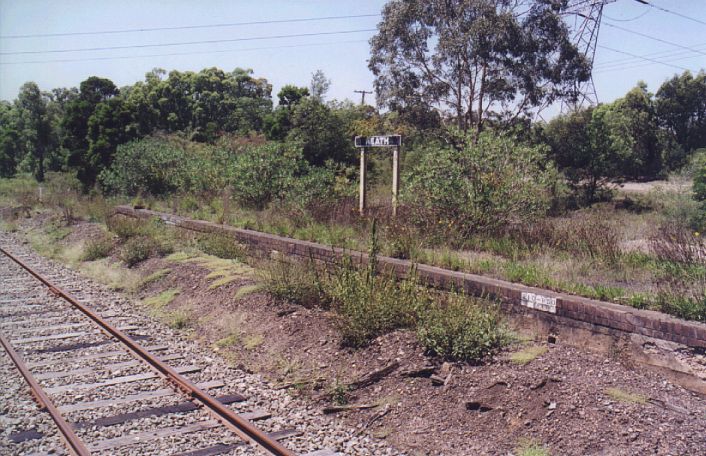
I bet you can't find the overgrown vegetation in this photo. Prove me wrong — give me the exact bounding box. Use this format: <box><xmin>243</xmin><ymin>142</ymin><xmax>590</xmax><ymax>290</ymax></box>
<box><xmin>81</xmin><ymin>236</ymin><xmax>113</xmax><ymax>261</ymax></box>
<box><xmin>259</xmin><ymin>224</ymin><xmax>508</xmax><ymax>360</ymax></box>
<box><xmin>417</xmin><ymin>293</ymin><xmax>507</xmax><ymax>362</ymax></box>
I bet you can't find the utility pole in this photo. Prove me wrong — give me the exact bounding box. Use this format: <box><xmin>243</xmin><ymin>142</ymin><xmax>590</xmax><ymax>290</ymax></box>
<box><xmin>354</xmin><ymin>90</ymin><xmax>373</xmax><ymax>106</ymax></box>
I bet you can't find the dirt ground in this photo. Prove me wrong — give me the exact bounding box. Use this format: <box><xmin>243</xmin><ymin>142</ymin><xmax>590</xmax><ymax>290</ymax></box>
<box><xmin>132</xmin><ymin>252</ymin><xmax>706</xmax><ymax>455</ymax></box>
<box><xmin>10</xmin><ymin>217</ymin><xmax>706</xmax><ymax>455</ymax></box>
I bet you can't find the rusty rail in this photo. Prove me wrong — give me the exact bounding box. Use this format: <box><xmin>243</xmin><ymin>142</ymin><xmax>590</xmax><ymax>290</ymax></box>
<box><xmin>0</xmin><ymin>246</ymin><xmax>296</xmax><ymax>456</ymax></box>
<box><xmin>0</xmin><ymin>332</ymin><xmax>91</xmax><ymax>456</ymax></box>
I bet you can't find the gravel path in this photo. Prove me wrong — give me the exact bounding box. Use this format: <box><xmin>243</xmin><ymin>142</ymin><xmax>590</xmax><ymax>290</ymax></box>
<box><xmin>0</xmin><ymin>232</ymin><xmax>402</xmax><ymax>456</ymax></box>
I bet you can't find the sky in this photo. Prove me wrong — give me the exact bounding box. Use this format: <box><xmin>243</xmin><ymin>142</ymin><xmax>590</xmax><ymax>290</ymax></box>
<box><xmin>0</xmin><ymin>0</ymin><xmax>705</xmax><ymax>116</ymax></box>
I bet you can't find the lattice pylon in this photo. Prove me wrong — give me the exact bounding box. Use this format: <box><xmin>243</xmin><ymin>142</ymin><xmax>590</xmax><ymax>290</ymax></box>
<box><xmin>561</xmin><ymin>0</ymin><xmax>616</xmax><ymax>112</ymax></box>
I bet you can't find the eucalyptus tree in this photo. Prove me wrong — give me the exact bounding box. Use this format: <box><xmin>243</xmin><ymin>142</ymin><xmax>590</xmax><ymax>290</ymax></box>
<box><xmin>369</xmin><ymin>0</ymin><xmax>590</xmax><ymax>133</ymax></box>
<box><xmin>655</xmin><ymin>70</ymin><xmax>706</xmax><ymax>163</ymax></box>
<box><xmin>15</xmin><ymin>82</ymin><xmax>53</xmax><ymax>181</ymax></box>
<box><xmin>0</xmin><ymin>101</ymin><xmax>21</xmax><ymax>177</ymax></box>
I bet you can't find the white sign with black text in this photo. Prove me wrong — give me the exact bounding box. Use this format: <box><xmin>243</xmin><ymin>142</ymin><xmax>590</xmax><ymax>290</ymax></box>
<box><xmin>521</xmin><ymin>292</ymin><xmax>557</xmax><ymax>314</ymax></box>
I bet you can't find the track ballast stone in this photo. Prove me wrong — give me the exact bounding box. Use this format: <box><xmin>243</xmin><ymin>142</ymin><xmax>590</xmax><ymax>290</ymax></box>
<box><xmin>0</xmin><ymin>231</ymin><xmax>401</xmax><ymax>456</ymax></box>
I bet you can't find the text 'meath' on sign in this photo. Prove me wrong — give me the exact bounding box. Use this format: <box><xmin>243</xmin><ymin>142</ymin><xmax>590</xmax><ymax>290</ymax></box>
<box><xmin>355</xmin><ymin>135</ymin><xmax>401</xmax><ymax>148</ymax></box>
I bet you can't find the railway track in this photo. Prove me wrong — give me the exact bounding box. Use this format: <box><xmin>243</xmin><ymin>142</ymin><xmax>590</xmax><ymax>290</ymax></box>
<box><xmin>0</xmin><ymin>244</ymin><xmax>338</xmax><ymax>456</ymax></box>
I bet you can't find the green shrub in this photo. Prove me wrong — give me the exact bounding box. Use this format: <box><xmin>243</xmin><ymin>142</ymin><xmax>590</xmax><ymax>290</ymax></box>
<box><xmin>99</xmin><ymin>136</ymin><xmax>208</xmax><ymax>196</ymax></box>
<box><xmin>81</xmin><ymin>236</ymin><xmax>114</xmax><ymax>261</ymax></box>
<box><xmin>416</xmin><ymin>293</ymin><xmax>507</xmax><ymax>362</ymax></box>
<box><xmin>229</xmin><ymin>142</ymin><xmax>308</xmax><ymax>209</ymax></box>
<box><xmin>45</xmin><ymin>172</ymin><xmax>82</xmax><ymax>224</ymax></box>
<box><xmin>328</xmin><ymin>258</ymin><xmax>427</xmax><ymax>347</ymax></box>
<box><xmin>693</xmin><ymin>150</ymin><xmax>706</xmax><ymax>229</ymax></box>
<box><xmin>107</xmin><ymin>216</ymin><xmax>147</xmax><ymax>240</ymax></box>
<box><xmin>259</xmin><ymin>257</ymin><xmax>328</xmax><ymax>309</ymax></box>
<box><xmin>198</xmin><ymin>233</ymin><xmax>246</xmax><ymax>260</ymax></box>
<box><xmin>405</xmin><ymin>131</ymin><xmax>556</xmax><ymax>237</ymax></box>
<box><xmin>120</xmin><ymin>235</ymin><xmax>165</xmax><ymax>267</ymax></box>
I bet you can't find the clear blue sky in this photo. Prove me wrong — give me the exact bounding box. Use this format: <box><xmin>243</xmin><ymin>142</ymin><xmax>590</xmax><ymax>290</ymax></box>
<box><xmin>1</xmin><ymin>0</ymin><xmax>704</xmax><ymax>114</ymax></box>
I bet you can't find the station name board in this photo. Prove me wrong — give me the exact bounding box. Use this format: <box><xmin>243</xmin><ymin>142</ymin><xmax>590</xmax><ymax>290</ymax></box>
<box><xmin>354</xmin><ymin>135</ymin><xmax>401</xmax><ymax>147</ymax></box>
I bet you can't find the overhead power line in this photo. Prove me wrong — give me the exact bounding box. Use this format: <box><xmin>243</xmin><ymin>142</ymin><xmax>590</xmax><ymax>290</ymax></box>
<box><xmin>594</xmin><ymin>42</ymin><xmax>706</xmax><ymax>68</ymax></box>
<box><xmin>597</xmin><ymin>44</ymin><xmax>690</xmax><ymax>71</ymax></box>
<box><xmin>603</xmin><ymin>10</ymin><xmax>649</xmax><ymax>22</ymax></box>
<box><xmin>0</xmin><ymin>28</ymin><xmax>377</xmax><ymax>56</ymax></box>
<box><xmin>0</xmin><ymin>39</ymin><xmax>370</xmax><ymax>66</ymax></box>
<box><xmin>594</xmin><ymin>52</ymin><xmax>705</xmax><ymax>73</ymax></box>
<box><xmin>634</xmin><ymin>0</ymin><xmax>706</xmax><ymax>27</ymax></box>
<box><xmin>602</xmin><ymin>21</ymin><xmax>706</xmax><ymax>57</ymax></box>
<box><xmin>0</xmin><ymin>14</ymin><xmax>381</xmax><ymax>40</ymax></box>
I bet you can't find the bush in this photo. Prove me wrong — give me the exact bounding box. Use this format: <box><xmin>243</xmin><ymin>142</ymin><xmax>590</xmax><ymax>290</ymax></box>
<box><xmin>120</xmin><ymin>236</ymin><xmax>158</xmax><ymax>267</ymax></box>
<box><xmin>107</xmin><ymin>215</ymin><xmax>146</xmax><ymax>240</ymax></box>
<box><xmin>81</xmin><ymin>236</ymin><xmax>114</xmax><ymax>261</ymax></box>
<box><xmin>229</xmin><ymin>142</ymin><xmax>308</xmax><ymax>209</ymax></box>
<box><xmin>328</xmin><ymin>258</ymin><xmax>427</xmax><ymax>347</ymax></box>
<box><xmin>45</xmin><ymin>172</ymin><xmax>82</xmax><ymax>224</ymax></box>
<box><xmin>197</xmin><ymin>233</ymin><xmax>246</xmax><ymax>260</ymax></box>
<box><xmin>693</xmin><ymin>150</ymin><xmax>706</xmax><ymax>229</ymax></box>
<box><xmin>651</xmin><ymin>223</ymin><xmax>705</xmax><ymax>265</ymax></box>
<box><xmin>416</xmin><ymin>293</ymin><xmax>507</xmax><ymax>362</ymax></box>
<box><xmin>259</xmin><ymin>256</ymin><xmax>328</xmax><ymax>309</ymax></box>
<box><xmin>405</xmin><ymin>132</ymin><xmax>555</xmax><ymax>238</ymax></box>
<box><xmin>100</xmin><ymin>137</ymin><xmax>191</xmax><ymax>195</ymax></box>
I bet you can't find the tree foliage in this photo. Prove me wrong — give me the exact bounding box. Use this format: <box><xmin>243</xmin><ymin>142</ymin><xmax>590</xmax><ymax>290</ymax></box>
<box><xmin>655</xmin><ymin>70</ymin><xmax>706</xmax><ymax>166</ymax></box>
<box><xmin>15</xmin><ymin>82</ymin><xmax>54</xmax><ymax>181</ymax></box>
<box><xmin>369</xmin><ymin>0</ymin><xmax>590</xmax><ymax>132</ymax></box>
<box><xmin>545</xmin><ymin>104</ymin><xmax>634</xmax><ymax>203</ymax></box>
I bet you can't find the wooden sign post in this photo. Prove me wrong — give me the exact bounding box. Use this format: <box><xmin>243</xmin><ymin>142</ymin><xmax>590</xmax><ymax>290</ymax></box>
<box><xmin>354</xmin><ymin>135</ymin><xmax>402</xmax><ymax>216</ymax></box>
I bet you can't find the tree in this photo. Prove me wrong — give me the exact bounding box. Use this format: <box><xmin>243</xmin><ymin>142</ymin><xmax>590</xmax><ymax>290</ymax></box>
<box><xmin>264</xmin><ymin>85</ymin><xmax>309</xmax><ymax>140</ymax></box>
<box><xmin>613</xmin><ymin>83</ymin><xmax>666</xmax><ymax>179</ymax></box>
<box><xmin>0</xmin><ymin>101</ymin><xmax>21</xmax><ymax>177</ymax></box>
<box><xmin>310</xmin><ymin>70</ymin><xmax>331</xmax><ymax>102</ymax></box>
<box><xmin>63</xmin><ymin>76</ymin><xmax>119</xmax><ymax>186</ymax></box>
<box><xmin>369</xmin><ymin>0</ymin><xmax>590</xmax><ymax>132</ymax></box>
<box><xmin>15</xmin><ymin>82</ymin><xmax>53</xmax><ymax>181</ymax></box>
<box><xmin>545</xmin><ymin>104</ymin><xmax>633</xmax><ymax>203</ymax></box>
<box><xmin>84</xmin><ymin>97</ymin><xmax>135</xmax><ymax>186</ymax></box>
<box><xmin>287</xmin><ymin>98</ymin><xmax>354</xmax><ymax>165</ymax></box>
<box><xmin>277</xmin><ymin>85</ymin><xmax>310</xmax><ymax>107</ymax></box>
<box><xmin>655</xmin><ymin>70</ymin><xmax>706</xmax><ymax>167</ymax></box>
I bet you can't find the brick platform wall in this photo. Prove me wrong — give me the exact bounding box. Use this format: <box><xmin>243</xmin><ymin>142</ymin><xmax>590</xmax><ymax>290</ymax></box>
<box><xmin>115</xmin><ymin>206</ymin><xmax>706</xmax><ymax>349</ymax></box>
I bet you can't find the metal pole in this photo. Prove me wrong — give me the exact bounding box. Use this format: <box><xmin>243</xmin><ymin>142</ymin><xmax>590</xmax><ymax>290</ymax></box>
<box><xmin>392</xmin><ymin>145</ymin><xmax>399</xmax><ymax>217</ymax></box>
<box><xmin>359</xmin><ymin>147</ymin><xmax>366</xmax><ymax>215</ymax></box>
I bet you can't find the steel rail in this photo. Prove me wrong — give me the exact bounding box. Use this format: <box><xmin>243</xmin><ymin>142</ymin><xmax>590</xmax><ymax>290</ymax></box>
<box><xmin>0</xmin><ymin>246</ymin><xmax>296</xmax><ymax>456</ymax></box>
<box><xmin>0</xmin><ymin>332</ymin><xmax>91</xmax><ymax>456</ymax></box>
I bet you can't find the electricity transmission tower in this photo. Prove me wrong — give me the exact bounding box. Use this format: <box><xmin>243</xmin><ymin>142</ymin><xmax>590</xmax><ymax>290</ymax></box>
<box><xmin>562</xmin><ymin>0</ymin><xmax>618</xmax><ymax>109</ymax></box>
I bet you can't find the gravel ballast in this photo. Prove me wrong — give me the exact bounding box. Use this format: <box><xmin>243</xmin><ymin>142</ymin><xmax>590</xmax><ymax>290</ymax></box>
<box><xmin>0</xmin><ymin>231</ymin><xmax>401</xmax><ymax>456</ymax></box>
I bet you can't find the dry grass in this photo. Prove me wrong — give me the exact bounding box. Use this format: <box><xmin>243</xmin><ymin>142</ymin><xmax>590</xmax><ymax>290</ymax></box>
<box><xmin>143</xmin><ymin>288</ymin><xmax>180</xmax><ymax>310</ymax></box>
<box><xmin>139</xmin><ymin>268</ymin><xmax>172</xmax><ymax>288</ymax></box>
<box><xmin>80</xmin><ymin>259</ymin><xmax>142</xmax><ymax>291</ymax></box>
<box><xmin>509</xmin><ymin>345</ymin><xmax>548</xmax><ymax>365</ymax></box>
<box><xmin>605</xmin><ymin>387</ymin><xmax>647</xmax><ymax>404</ymax></box>
<box><xmin>234</xmin><ymin>284</ymin><xmax>264</xmax><ymax>299</ymax></box>
<box><xmin>516</xmin><ymin>438</ymin><xmax>550</xmax><ymax>456</ymax></box>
